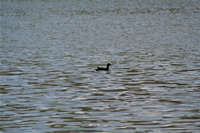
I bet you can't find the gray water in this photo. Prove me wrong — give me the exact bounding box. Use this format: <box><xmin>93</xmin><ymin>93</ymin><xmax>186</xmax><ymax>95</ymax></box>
<box><xmin>1</xmin><ymin>0</ymin><xmax>200</xmax><ymax>132</ymax></box>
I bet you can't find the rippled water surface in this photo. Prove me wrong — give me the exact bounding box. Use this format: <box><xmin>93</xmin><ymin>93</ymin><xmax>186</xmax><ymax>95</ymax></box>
<box><xmin>1</xmin><ymin>0</ymin><xmax>200</xmax><ymax>132</ymax></box>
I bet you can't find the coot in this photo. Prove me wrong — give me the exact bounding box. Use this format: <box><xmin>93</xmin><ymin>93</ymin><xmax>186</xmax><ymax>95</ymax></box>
<box><xmin>96</xmin><ymin>63</ymin><xmax>111</xmax><ymax>71</ymax></box>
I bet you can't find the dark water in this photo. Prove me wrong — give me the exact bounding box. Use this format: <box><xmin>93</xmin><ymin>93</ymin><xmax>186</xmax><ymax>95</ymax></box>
<box><xmin>1</xmin><ymin>0</ymin><xmax>200</xmax><ymax>132</ymax></box>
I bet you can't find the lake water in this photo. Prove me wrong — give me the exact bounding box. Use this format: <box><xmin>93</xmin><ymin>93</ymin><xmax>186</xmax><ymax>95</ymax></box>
<box><xmin>1</xmin><ymin>0</ymin><xmax>200</xmax><ymax>132</ymax></box>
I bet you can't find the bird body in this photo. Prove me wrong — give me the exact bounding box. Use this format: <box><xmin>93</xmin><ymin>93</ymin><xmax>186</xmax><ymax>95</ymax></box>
<box><xmin>96</xmin><ymin>63</ymin><xmax>111</xmax><ymax>71</ymax></box>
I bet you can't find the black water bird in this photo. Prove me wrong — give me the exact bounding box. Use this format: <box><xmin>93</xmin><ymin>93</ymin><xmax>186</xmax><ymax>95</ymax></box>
<box><xmin>96</xmin><ymin>63</ymin><xmax>111</xmax><ymax>71</ymax></box>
